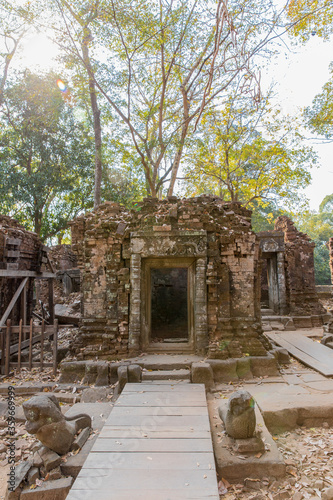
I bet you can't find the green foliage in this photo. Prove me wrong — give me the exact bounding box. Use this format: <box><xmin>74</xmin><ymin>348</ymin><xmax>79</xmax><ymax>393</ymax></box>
<box><xmin>287</xmin><ymin>0</ymin><xmax>333</xmax><ymax>42</ymax></box>
<box><xmin>49</xmin><ymin>0</ymin><xmax>289</xmax><ymax>197</ymax></box>
<box><xmin>182</xmin><ymin>92</ymin><xmax>316</xmax><ymax>210</ymax></box>
<box><xmin>303</xmin><ymin>63</ymin><xmax>333</xmax><ymax>139</ymax></box>
<box><xmin>0</xmin><ymin>70</ymin><xmax>95</xmax><ymax>240</ymax></box>
<box><xmin>296</xmin><ymin>194</ymin><xmax>333</xmax><ymax>284</ymax></box>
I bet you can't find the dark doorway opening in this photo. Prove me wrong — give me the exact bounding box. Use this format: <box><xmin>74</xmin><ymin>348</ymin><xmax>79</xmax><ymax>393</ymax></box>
<box><xmin>151</xmin><ymin>267</ymin><xmax>188</xmax><ymax>342</ymax></box>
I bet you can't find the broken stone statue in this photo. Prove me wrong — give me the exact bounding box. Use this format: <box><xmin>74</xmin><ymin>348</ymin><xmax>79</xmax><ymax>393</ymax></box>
<box><xmin>219</xmin><ymin>389</ymin><xmax>265</xmax><ymax>454</ymax></box>
<box><xmin>23</xmin><ymin>394</ymin><xmax>91</xmax><ymax>455</ymax></box>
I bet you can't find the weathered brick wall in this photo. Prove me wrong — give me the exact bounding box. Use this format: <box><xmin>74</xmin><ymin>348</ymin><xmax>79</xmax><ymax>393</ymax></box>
<box><xmin>329</xmin><ymin>238</ymin><xmax>333</xmax><ymax>285</ymax></box>
<box><xmin>0</xmin><ymin>216</ymin><xmax>42</xmax><ymax>323</ymax></box>
<box><xmin>274</xmin><ymin>216</ymin><xmax>324</xmax><ymax>318</ymax></box>
<box><xmin>71</xmin><ymin>196</ymin><xmax>266</xmax><ymax>360</ymax></box>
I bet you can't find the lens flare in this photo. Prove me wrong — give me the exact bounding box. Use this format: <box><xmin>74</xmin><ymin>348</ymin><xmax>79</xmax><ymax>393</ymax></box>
<box><xmin>57</xmin><ymin>79</ymin><xmax>67</xmax><ymax>92</ymax></box>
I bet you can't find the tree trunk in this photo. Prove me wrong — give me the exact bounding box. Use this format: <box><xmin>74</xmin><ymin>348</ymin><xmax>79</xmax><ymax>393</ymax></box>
<box><xmin>82</xmin><ymin>27</ymin><xmax>102</xmax><ymax>210</ymax></box>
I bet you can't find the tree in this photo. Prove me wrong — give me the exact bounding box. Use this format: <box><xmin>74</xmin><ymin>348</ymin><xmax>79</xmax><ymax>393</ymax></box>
<box><xmin>287</xmin><ymin>1</ymin><xmax>333</xmax><ymax>140</ymax></box>
<box><xmin>46</xmin><ymin>0</ymin><xmax>289</xmax><ymax>198</ymax></box>
<box><xmin>287</xmin><ymin>0</ymin><xmax>333</xmax><ymax>42</ymax></box>
<box><xmin>181</xmin><ymin>90</ymin><xmax>316</xmax><ymax>211</ymax></box>
<box><xmin>0</xmin><ymin>71</ymin><xmax>95</xmax><ymax>240</ymax></box>
<box><xmin>296</xmin><ymin>194</ymin><xmax>333</xmax><ymax>284</ymax></box>
<box><xmin>0</xmin><ymin>0</ymin><xmax>37</xmax><ymax>105</ymax></box>
<box><xmin>51</xmin><ymin>0</ymin><xmax>103</xmax><ymax>209</ymax></box>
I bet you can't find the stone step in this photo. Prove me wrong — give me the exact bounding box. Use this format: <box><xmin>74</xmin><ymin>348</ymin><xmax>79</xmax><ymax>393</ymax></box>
<box><xmin>261</xmin><ymin>309</ymin><xmax>275</xmax><ymax>316</ymax></box>
<box><xmin>142</xmin><ymin>369</ymin><xmax>191</xmax><ymax>381</ymax></box>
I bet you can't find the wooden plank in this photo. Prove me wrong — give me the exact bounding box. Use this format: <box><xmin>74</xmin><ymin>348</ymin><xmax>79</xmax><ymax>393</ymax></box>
<box><xmin>66</xmin><ymin>383</ymin><xmax>219</xmax><ymax>500</ymax></box>
<box><xmin>114</xmin><ymin>394</ymin><xmax>205</xmax><ymax>407</ymax></box>
<box><xmin>0</xmin><ymin>270</ymin><xmax>56</xmax><ymax>278</ymax></box>
<box><xmin>82</xmin><ymin>452</ymin><xmax>215</xmax><ymax>470</ymax></box>
<box><xmin>92</xmin><ymin>438</ymin><xmax>213</xmax><ymax>453</ymax></box>
<box><xmin>110</xmin><ymin>406</ymin><xmax>208</xmax><ymax>416</ymax></box>
<box><xmin>28</xmin><ymin>319</ymin><xmax>33</xmax><ymax>371</ymax></box>
<box><xmin>103</xmin><ymin>415</ymin><xmax>210</xmax><ymax>429</ymax></box>
<box><xmin>48</xmin><ymin>279</ymin><xmax>54</xmax><ymax>324</ymax></box>
<box><xmin>6</xmin><ymin>237</ymin><xmax>21</xmax><ymax>246</ymax></box>
<box><xmin>267</xmin><ymin>332</ymin><xmax>333</xmax><ymax>377</ymax></box>
<box><xmin>277</xmin><ymin>332</ymin><xmax>333</xmax><ymax>366</ymax></box>
<box><xmin>0</xmin><ymin>278</ymin><xmax>28</xmax><ymax>327</ymax></box>
<box><xmin>99</xmin><ymin>428</ymin><xmax>211</xmax><ymax>439</ymax></box>
<box><xmin>17</xmin><ymin>319</ymin><xmax>22</xmax><ymax>372</ymax></box>
<box><xmin>67</xmin><ymin>488</ymin><xmax>219</xmax><ymax>500</ymax></box>
<box><xmin>40</xmin><ymin>320</ymin><xmax>44</xmax><ymax>371</ymax></box>
<box><xmin>71</xmin><ymin>469</ymin><xmax>218</xmax><ymax>492</ymax></box>
<box><xmin>0</xmin><ymin>325</ymin><xmax>56</xmax><ymax>360</ymax></box>
<box><xmin>123</xmin><ymin>383</ymin><xmax>204</xmax><ymax>393</ymax></box>
<box><xmin>5</xmin><ymin>320</ymin><xmax>11</xmax><ymax>376</ymax></box>
<box><xmin>53</xmin><ymin>319</ymin><xmax>58</xmax><ymax>376</ymax></box>
<box><xmin>0</xmin><ymin>328</ymin><xmax>5</xmax><ymax>375</ymax></box>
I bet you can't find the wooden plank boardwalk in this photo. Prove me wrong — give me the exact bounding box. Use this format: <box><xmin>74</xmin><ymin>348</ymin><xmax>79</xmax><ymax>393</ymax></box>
<box><xmin>267</xmin><ymin>331</ymin><xmax>333</xmax><ymax>377</ymax></box>
<box><xmin>66</xmin><ymin>382</ymin><xmax>219</xmax><ymax>500</ymax></box>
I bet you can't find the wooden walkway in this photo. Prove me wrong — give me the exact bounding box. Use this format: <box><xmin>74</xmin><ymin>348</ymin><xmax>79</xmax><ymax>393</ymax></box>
<box><xmin>267</xmin><ymin>331</ymin><xmax>333</xmax><ymax>377</ymax></box>
<box><xmin>66</xmin><ymin>382</ymin><xmax>219</xmax><ymax>500</ymax></box>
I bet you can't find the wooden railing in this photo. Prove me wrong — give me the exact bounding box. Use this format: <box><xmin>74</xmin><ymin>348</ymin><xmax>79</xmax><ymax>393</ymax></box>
<box><xmin>0</xmin><ymin>319</ymin><xmax>58</xmax><ymax>376</ymax></box>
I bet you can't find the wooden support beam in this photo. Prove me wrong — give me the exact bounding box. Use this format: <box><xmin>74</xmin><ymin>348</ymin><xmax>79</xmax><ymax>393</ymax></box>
<box><xmin>0</xmin><ymin>328</ymin><xmax>5</xmax><ymax>375</ymax></box>
<box><xmin>0</xmin><ymin>278</ymin><xmax>29</xmax><ymax>327</ymax></box>
<box><xmin>53</xmin><ymin>319</ymin><xmax>58</xmax><ymax>376</ymax></box>
<box><xmin>29</xmin><ymin>319</ymin><xmax>33</xmax><ymax>371</ymax></box>
<box><xmin>5</xmin><ymin>320</ymin><xmax>11</xmax><ymax>376</ymax></box>
<box><xmin>18</xmin><ymin>319</ymin><xmax>22</xmax><ymax>373</ymax></box>
<box><xmin>20</xmin><ymin>279</ymin><xmax>28</xmax><ymax>326</ymax></box>
<box><xmin>0</xmin><ymin>270</ymin><xmax>55</xmax><ymax>278</ymax></box>
<box><xmin>40</xmin><ymin>320</ymin><xmax>44</xmax><ymax>372</ymax></box>
<box><xmin>48</xmin><ymin>279</ymin><xmax>54</xmax><ymax>324</ymax></box>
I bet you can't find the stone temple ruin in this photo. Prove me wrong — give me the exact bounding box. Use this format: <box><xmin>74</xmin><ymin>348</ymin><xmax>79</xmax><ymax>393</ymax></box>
<box><xmin>259</xmin><ymin>216</ymin><xmax>325</xmax><ymax>327</ymax></box>
<box><xmin>69</xmin><ymin>196</ymin><xmax>326</xmax><ymax>361</ymax></box>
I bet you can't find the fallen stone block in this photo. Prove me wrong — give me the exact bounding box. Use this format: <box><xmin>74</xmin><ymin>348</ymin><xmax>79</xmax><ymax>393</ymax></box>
<box><xmin>71</xmin><ymin>427</ymin><xmax>91</xmax><ymax>452</ymax></box>
<box><xmin>207</xmin><ymin>359</ymin><xmax>238</xmax><ymax>382</ymax></box>
<box><xmin>128</xmin><ymin>364</ymin><xmax>142</xmax><ymax>383</ymax></box>
<box><xmin>61</xmin><ymin>403</ymin><xmax>112</xmax><ymax>478</ymax></box>
<box><xmin>27</xmin><ymin>467</ymin><xmax>39</xmax><ymax>485</ymax></box>
<box><xmin>83</xmin><ymin>361</ymin><xmax>109</xmax><ymax>386</ymax></box>
<box><xmin>191</xmin><ymin>362</ymin><xmax>214</xmax><ymax>389</ymax></box>
<box><xmin>250</xmin><ymin>355</ymin><xmax>279</xmax><ymax>377</ymax></box>
<box><xmin>59</xmin><ymin>361</ymin><xmax>86</xmax><ymax>384</ymax></box>
<box><xmin>5</xmin><ymin>459</ymin><xmax>32</xmax><ymax>500</ymax></box>
<box><xmin>81</xmin><ymin>387</ymin><xmax>112</xmax><ymax>403</ymax></box>
<box><xmin>39</xmin><ymin>447</ymin><xmax>62</xmax><ymax>472</ymax></box>
<box><xmin>20</xmin><ymin>477</ymin><xmax>73</xmax><ymax>500</ymax></box>
<box><xmin>117</xmin><ymin>365</ymin><xmax>128</xmax><ymax>393</ymax></box>
<box><xmin>236</xmin><ymin>358</ymin><xmax>253</xmax><ymax>380</ymax></box>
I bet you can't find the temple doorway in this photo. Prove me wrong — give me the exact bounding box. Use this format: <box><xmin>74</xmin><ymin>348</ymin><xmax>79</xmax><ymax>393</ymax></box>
<box><xmin>151</xmin><ymin>267</ymin><xmax>188</xmax><ymax>343</ymax></box>
<box><xmin>140</xmin><ymin>257</ymin><xmax>195</xmax><ymax>352</ymax></box>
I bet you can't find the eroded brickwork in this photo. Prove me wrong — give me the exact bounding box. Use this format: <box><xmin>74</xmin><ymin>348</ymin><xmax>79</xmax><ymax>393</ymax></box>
<box><xmin>71</xmin><ymin>196</ymin><xmax>267</xmax><ymax>360</ymax></box>
<box><xmin>274</xmin><ymin>216</ymin><xmax>324</xmax><ymax>321</ymax></box>
<box><xmin>329</xmin><ymin>238</ymin><xmax>333</xmax><ymax>285</ymax></box>
<box><xmin>0</xmin><ymin>216</ymin><xmax>43</xmax><ymax>323</ymax></box>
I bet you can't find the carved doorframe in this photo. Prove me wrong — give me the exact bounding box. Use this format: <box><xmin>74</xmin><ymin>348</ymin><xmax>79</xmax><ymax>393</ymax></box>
<box><xmin>127</xmin><ymin>231</ymin><xmax>208</xmax><ymax>355</ymax></box>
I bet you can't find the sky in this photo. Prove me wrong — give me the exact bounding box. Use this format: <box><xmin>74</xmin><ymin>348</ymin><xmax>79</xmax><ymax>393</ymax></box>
<box><xmin>16</xmin><ymin>30</ymin><xmax>333</xmax><ymax>212</ymax></box>
<box><xmin>265</xmin><ymin>35</ymin><xmax>333</xmax><ymax>211</ymax></box>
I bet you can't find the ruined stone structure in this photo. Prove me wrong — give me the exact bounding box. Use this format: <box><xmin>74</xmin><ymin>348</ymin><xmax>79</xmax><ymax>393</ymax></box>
<box><xmin>258</xmin><ymin>217</ymin><xmax>325</xmax><ymax>325</ymax></box>
<box><xmin>329</xmin><ymin>237</ymin><xmax>333</xmax><ymax>285</ymax></box>
<box><xmin>71</xmin><ymin>196</ymin><xmax>268</xmax><ymax>360</ymax></box>
<box><xmin>0</xmin><ymin>215</ymin><xmax>47</xmax><ymax>324</ymax></box>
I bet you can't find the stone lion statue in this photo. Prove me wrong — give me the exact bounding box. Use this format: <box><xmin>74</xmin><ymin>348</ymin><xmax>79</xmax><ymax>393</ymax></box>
<box><xmin>220</xmin><ymin>389</ymin><xmax>256</xmax><ymax>439</ymax></box>
<box><xmin>23</xmin><ymin>394</ymin><xmax>91</xmax><ymax>455</ymax></box>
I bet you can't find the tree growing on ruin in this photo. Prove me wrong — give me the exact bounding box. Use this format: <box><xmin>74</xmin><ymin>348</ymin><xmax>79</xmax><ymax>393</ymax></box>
<box><xmin>44</xmin><ymin>0</ymin><xmax>289</xmax><ymax>198</ymax></box>
<box><xmin>287</xmin><ymin>0</ymin><xmax>333</xmax><ymax>140</ymax></box>
<box><xmin>0</xmin><ymin>71</ymin><xmax>95</xmax><ymax>240</ymax></box>
<box><xmin>182</xmin><ymin>90</ymin><xmax>316</xmax><ymax>210</ymax></box>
